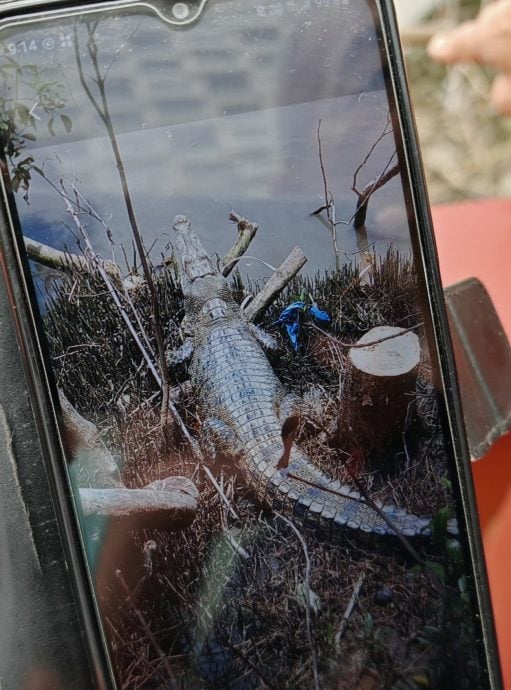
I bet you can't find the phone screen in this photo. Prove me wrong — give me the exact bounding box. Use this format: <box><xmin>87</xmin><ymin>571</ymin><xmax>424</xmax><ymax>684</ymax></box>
<box><xmin>0</xmin><ymin>1</ymin><xmax>493</xmax><ymax>688</ymax></box>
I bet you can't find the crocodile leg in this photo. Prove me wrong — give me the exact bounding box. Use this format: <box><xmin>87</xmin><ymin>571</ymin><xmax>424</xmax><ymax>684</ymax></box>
<box><xmin>201</xmin><ymin>418</ymin><xmax>243</xmax><ymax>460</ymax></box>
<box><xmin>279</xmin><ymin>391</ymin><xmax>332</xmax><ymax>440</ymax></box>
<box><xmin>278</xmin><ymin>392</ymin><xmax>304</xmax><ymax>423</ymax></box>
<box><xmin>166</xmin><ymin>338</ymin><xmax>194</xmax><ymax>367</ymax></box>
<box><xmin>247</xmin><ymin>323</ymin><xmax>279</xmax><ymax>353</ymax></box>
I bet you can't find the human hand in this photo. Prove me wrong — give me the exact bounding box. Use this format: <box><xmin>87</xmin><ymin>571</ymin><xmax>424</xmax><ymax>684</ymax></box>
<box><xmin>428</xmin><ymin>0</ymin><xmax>511</xmax><ymax>115</ymax></box>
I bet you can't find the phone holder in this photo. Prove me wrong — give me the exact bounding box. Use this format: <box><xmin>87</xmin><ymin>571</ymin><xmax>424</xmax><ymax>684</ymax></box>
<box><xmin>445</xmin><ymin>278</ymin><xmax>511</xmax><ymax>460</ymax></box>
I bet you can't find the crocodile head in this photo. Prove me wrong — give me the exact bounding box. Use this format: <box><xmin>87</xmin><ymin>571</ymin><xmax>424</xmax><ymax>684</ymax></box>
<box><xmin>173</xmin><ymin>214</ymin><xmax>216</xmax><ymax>284</ymax></box>
<box><xmin>172</xmin><ymin>214</ymin><xmax>239</xmax><ymax>326</ymax></box>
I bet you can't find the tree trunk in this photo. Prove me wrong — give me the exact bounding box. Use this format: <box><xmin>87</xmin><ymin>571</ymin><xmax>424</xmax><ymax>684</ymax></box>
<box><xmin>336</xmin><ymin>326</ymin><xmax>421</xmax><ymax>466</ymax></box>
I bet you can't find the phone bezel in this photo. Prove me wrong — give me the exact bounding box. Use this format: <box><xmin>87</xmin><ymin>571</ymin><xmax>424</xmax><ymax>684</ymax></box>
<box><xmin>0</xmin><ymin>1</ymin><xmax>503</xmax><ymax>688</ymax></box>
<box><xmin>376</xmin><ymin>4</ymin><xmax>503</xmax><ymax>688</ymax></box>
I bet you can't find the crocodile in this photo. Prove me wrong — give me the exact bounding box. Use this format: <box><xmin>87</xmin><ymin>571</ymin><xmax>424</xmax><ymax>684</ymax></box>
<box><xmin>170</xmin><ymin>214</ymin><xmax>433</xmax><ymax>541</ymax></box>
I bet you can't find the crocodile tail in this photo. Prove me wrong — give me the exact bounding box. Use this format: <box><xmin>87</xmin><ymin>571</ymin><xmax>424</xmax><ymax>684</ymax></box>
<box><xmin>259</xmin><ymin>454</ymin><xmax>433</xmax><ymax>542</ymax></box>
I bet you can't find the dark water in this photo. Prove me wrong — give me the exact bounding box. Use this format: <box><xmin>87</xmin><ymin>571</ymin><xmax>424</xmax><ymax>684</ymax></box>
<box><xmin>20</xmin><ymin>93</ymin><xmax>410</xmax><ymax>296</ymax></box>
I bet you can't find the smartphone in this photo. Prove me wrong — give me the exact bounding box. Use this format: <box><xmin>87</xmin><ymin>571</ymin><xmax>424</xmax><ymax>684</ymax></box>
<box><xmin>0</xmin><ymin>0</ymin><xmax>502</xmax><ymax>688</ymax></box>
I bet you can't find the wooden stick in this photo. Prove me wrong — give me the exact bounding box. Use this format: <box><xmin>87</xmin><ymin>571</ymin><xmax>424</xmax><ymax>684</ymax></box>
<box><xmin>203</xmin><ymin>465</ymin><xmax>240</xmax><ymax>521</ymax></box>
<box><xmin>243</xmin><ymin>246</ymin><xmax>307</xmax><ymax>323</ymax></box>
<box><xmin>335</xmin><ymin>575</ymin><xmax>365</xmax><ymax>651</ymax></box>
<box><xmin>220</xmin><ymin>211</ymin><xmax>258</xmax><ymax>277</ymax></box>
<box><xmin>224</xmin><ymin>529</ymin><xmax>250</xmax><ymax>560</ymax></box>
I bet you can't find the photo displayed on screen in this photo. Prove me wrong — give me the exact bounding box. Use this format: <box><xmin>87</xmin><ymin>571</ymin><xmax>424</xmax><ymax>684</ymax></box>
<box><xmin>0</xmin><ymin>1</ymin><xmax>488</xmax><ymax>688</ymax></box>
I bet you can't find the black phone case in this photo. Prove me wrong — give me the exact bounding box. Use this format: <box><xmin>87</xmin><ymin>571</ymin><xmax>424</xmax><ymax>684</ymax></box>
<box><xmin>0</xmin><ymin>269</ymin><xmax>97</xmax><ymax>690</ymax></box>
<box><xmin>0</xmin><ymin>1</ymin><xmax>503</xmax><ymax>689</ymax></box>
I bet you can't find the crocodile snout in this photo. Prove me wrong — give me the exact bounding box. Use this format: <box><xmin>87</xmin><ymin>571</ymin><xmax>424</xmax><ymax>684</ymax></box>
<box><xmin>173</xmin><ymin>214</ymin><xmax>190</xmax><ymax>232</ymax></box>
<box><xmin>173</xmin><ymin>214</ymin><xmax>216</xmax><ymax>285</ymax></box>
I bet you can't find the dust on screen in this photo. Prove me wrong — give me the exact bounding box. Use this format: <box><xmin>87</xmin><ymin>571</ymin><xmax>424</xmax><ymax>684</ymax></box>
<box><xmin>0</xmin><ymin>1</ymin><xmax>487</xmax><ymax>688</ymax></box>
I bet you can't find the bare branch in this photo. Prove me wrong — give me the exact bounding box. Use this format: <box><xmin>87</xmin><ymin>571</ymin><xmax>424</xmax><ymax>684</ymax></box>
<box><xmin>27</xmin><ymin>168</ymin><xmax>122</xmax><ymax>280</ymax></box>
<box><xmin>202</xmin><ymin>465</ymin><xmax>240</xmax><ymax>521</ymax></box>
<box><xmin>316</xmin><ymin>120</ymin><xmax>341</xmax><ymax>270</ymax></box>
<box><xmin>61</xmin><ymin>190</ymin><xmax>162</xmax><ymax>386</ymax></box>
<box><xmin>335</xmin><ymin>575</ymin><xmax>365</xmax><ymax>651</ymax></box>
<box><xmin>349</xmin><ymin>113</ymin><xmax>399</xmax><ymax>231</ymax></box>
<box><xmin>243</xmin><ymin>246</ymin><xmax>307</xmax><ymax>323</ymax></box>
<box><xmin>309</xmin><ymin>321</ymin><xmax>424</xmax><ymax>350</ymax></box>
<box><xmin>352</xmin><ymin>159</ymin><xmax>400</xmax><ymax>229</ymax></box>
<box><xmin>317</xmin><ymin>119</ymin><xmax>333</xmax><ymax>228</ymax></box>
<box><xmin>220</xmin><ymin>210</ymin><xmax>259</xmax><ymax>277</ymax></box>
<box><xmin>74</xmin><ymin>22</ymin><xmax>172</xmax><ymax>429</ymax></box>
<box><xmin>352</xmin><ymin>113</ymin><xmax>393</xmax><ymax>194</ymax></box>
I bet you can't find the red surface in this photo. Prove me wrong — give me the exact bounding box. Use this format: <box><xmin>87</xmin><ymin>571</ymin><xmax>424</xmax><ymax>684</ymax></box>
<box><xmin>432</xmin><ymin>199</ymin><xmax>511</xmax><ymax>688</ymax></box>
<box><xmin>433</xmin><ymin>199</ymin><xmax>511</xmax><ymax>340</ymax></box>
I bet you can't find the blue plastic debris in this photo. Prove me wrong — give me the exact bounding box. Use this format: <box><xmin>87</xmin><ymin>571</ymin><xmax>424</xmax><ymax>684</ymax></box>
<box><xmin>275</xmin><ymin>301</ymin><xmax>331</xmax><ymax>351</ymax></box>
<box><xmin>285</xmin><ymin>321</ymin><xmax>301</xmax><ymax>351</ymax></box>
<box><xmin>309</xmin><ymin>305</ymin><xmax>331</xmax><ymax>323</ymax></box>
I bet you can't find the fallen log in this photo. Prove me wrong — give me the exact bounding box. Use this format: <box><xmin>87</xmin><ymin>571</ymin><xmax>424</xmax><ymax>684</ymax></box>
<box><xmin>78</xmin><ymin>477</ymin><xmax>198</xmax><ymax>530</ymax></box>
<box><xmin>60</xmin><ymin>393</ymin><xmax>199</xmax><ymax>529</ymax></box>
<box><xmin>24</xmin><ymin>236</ymin><xmax>119</xmax><ymax>279</ymax></box>
<box><xmin>243</xmin><ymin>246</ymin><xmax>307</xmax><ymax>323</ymax></box>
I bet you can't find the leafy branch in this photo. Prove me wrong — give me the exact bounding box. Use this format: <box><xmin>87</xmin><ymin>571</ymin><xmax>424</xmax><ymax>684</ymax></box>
<box><xmin>0</xmin><ymin>58</ymin><xmax>72</xmax><ymax>200</ymax></box>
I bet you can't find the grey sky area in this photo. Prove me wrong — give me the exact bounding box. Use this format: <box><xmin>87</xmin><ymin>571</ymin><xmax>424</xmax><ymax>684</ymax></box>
<box><xmin>3</xmin><ymin>0</ymin><xmax>413</xmax><ymax>292</ymax></box>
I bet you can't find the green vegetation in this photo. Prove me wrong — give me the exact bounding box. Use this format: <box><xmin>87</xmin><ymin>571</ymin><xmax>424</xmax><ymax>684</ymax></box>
<box><xmin>0</xmin><ymin>58</ymin><xmax>71</xmax><ymax>199</ymax></box>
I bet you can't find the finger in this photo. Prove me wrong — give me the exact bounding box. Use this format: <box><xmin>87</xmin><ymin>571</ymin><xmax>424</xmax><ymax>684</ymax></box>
<box><xmin>429</xmin><ymin>24</ymin><xmax>511</xmax><ymax>72</ymax></box>
<box><xmin>491</xmin><ymin>74</ymin><xmax>511</xmax><ymax>116</ymax></box>
<box><xmin>429</xmin><ymin>1</ymin><xmax>511</xmax><ymax>72</ymax></box>
<box><xmin>427</xmin><ymin>22</ymin><xmax>488</xmax><ymax>65</ymax></box>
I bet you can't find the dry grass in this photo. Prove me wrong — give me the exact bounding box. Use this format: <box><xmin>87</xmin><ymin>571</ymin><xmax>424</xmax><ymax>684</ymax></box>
<box><xmin>41</xmin><ymin>248</ymin><xmax>486</xmax><ymax>689</ymax></box>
